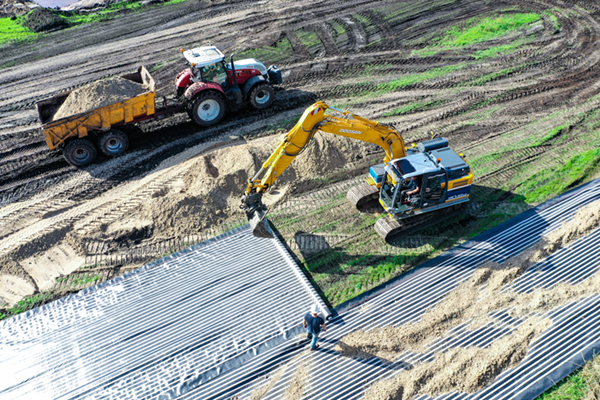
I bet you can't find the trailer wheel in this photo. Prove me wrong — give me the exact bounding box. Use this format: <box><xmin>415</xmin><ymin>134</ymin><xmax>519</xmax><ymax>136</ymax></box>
<box><xmin>248</xmin><ymin>84</ymin><xmax>275</xmax><ymax>110</ymax></box>
<box><xmin>64</xmin><ymin>139</ymin><xmax>97</xmax><ymax>167</ymax></box>
<box><xmin>99</xmin><ymin>129</ymin><xmax>129</xmax><ymax>157</ymax></box>
<box><xmin>191</xmin><ymin>91</ymin><xmax>226</xmax><ymax>127</ymax></box>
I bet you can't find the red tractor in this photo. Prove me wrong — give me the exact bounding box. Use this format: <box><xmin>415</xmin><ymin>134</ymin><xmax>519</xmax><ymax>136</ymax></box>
<box><xmin>175</xmin><ymin>46</ymin><xmax>283</xmax><ymax>127</ymax></box>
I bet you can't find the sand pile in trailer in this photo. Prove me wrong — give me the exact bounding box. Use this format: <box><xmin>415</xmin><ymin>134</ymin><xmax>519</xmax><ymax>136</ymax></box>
<box><xmin>53</xmin><ymin>78</ymin><xmax>146</xmax><ymax>121</ymax></box>
<box><xmin>121</xmin><ymin>132</ymin><xmax>371</xmax><ymax>238</ymax></box>
<box><xmin>334</xmin><ymin>199</ymin><xmax>600</xmax><ymax>399</ymax></box>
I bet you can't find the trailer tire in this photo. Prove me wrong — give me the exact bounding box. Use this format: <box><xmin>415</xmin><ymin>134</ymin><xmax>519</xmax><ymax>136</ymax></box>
<box><xmin>64</xmin><ymin>139</ymin><xmax>97</xmax><ymax>167</ymax></box>
<box><xmin>99</xmin><ymin>129</ymin><xmax>129</xmax><ymax>157</ymax></box>
<box><xmin>248</xmin><ymin>83</ymin><xmax>275</xmax><ymax>110</ymax></box>
<box><xmin>191</xmin><ymin>91</ymin><xmax>226</xmax><ymax>127</ymax></box>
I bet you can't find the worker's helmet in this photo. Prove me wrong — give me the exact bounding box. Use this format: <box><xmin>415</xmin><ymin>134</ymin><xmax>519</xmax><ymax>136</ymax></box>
<box><xmin>310</xmin><ymin>305</ymin><xmax>319</xmax><ymax>314</ymax></box>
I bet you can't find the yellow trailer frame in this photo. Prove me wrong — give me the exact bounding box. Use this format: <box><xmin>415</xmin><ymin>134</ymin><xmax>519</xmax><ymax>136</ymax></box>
<box><xmin>36</xmin><ymin>66</ymin><xmax>156</xmax><ymax>151</ymax></box>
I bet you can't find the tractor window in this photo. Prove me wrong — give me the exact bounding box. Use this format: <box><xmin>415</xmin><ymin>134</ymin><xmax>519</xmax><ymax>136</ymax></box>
<box><xmin>423</xmin><ymin>173</ymin><xmax>447</xmax><ymax>203</ymax></box>
<box><xmin>201</xmin><ymin>63</ymin><xmax>228</xmax><ymax>87</ymax></box>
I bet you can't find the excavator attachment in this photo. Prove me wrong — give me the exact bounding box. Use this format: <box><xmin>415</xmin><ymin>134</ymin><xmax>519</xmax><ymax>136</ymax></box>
<box><xmin>249</xmin><ymin>209</ymin><xmax>274</xmax><ymax>238</ymax></box>
<box><xmin>241</xmin><ymin>192</ymin><xmax>274</xmax><ymax>239</ymax></box>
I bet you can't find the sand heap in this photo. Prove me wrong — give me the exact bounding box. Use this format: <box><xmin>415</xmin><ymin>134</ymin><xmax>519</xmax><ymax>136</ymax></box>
<box><xmin>53</xmin><ymin>77</ymin><xmax>146</xmax><ymax>121</ymax></box>
<box><xmin>248</xmin><ymin>350</ymin><xmax>311</xmax><ymax>400</ymax></box>
<box><xmin>365</xmin><ymin>317</ymin><xmax>551</xmax><ymax>400</ymax></box>
<box><xmin>335</xmin><ymin>199</ymin><xmax>600</xmax><ymax>400</ymax></box>
<box><xmin>126</xmin><ymin>132</ymin><xmax>371</xmax><ymax>238</ymax></box>
<box><xmin>283</xmin><ymin>356</ymin><xmax>310</xmax><ymax>400</ymax></box>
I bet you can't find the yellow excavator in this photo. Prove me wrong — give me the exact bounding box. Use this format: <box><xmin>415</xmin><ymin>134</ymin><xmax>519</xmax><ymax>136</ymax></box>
<box><xmin>241</xmin><ymin>101</ymin><xmax>473</xmax><ymax>241</ymax></box>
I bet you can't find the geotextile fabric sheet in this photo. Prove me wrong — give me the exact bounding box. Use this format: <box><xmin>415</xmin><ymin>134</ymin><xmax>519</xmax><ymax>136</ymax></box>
<box><xmin>0</xmin><ymin>225</ymin><xmax>328</xmax><ymax>399</ymax></box>
<box><xmin>183</xmin><ymin>178</ymin><xmax>600</xmax><ymax>400</ymax></box>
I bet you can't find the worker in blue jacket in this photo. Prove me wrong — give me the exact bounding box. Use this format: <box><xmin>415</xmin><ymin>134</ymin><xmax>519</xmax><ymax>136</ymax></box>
<box><xmin>303</xmin><ymin>305</ymin><xmax>327</xmax><ymax>350</ymax></box>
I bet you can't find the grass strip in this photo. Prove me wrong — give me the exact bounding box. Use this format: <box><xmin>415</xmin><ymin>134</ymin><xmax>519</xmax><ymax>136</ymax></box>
<box><xmin>515</xmin><ymin>147</ymin><xmax>600</xmax><ymax>204</ymax></box>
<box><xmin>440</xmin><ymin>13</ymin><xmax>541</xmax><ymax>47</ymax></box>
<box><xmin>0</xmin><ymin>16</ymin><xmax>35</xmax><ymax>45</ymax></box>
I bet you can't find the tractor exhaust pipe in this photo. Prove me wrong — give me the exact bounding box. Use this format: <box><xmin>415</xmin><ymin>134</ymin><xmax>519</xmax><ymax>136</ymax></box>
<box><xmin>230</xmin><ymin>54</ymin><xmax>239</xmax><ymax>89</ymax></box>
<box><xmin>241</xmin><ymin>192</ymin><xmax>274</xmax><ymax>238</ymax></box>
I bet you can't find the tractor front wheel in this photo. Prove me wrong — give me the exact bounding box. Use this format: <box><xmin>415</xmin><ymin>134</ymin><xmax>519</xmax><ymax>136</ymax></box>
<box><xmin>248</xmin><ymin>83</ymin><xmax>275</xmax><ymax>110</ymax></box>
<box><xmin>99</xmin><ymin>129</ymin><xmax>129</xmax><ymax>157</ymax></box>
<box><xmin>63</xmin><ymin>138</ymin><xmax>97</xmax><ymax>167</ymax></box>
<box><xmin>191</xmin><ymin>92</ymin><xmax>226</xmax><ymax>127</ymax></box>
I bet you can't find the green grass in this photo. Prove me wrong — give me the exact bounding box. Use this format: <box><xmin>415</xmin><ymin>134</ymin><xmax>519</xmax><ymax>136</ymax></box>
<box><xmin>515</xmin><ymin>147</ymin><xmax>600</xmax><ymax>204</ymax></box>
<box><xmin>63</xmin><ymin>0</ymin><xmax>145</xmax><ymax>25</ymax></box>
<box><xmin>463</xmin><ymin>67</ymin><xmax>517</xmax><ymax>86</ymax></box>
<box><xmin>70</xmin><ymin>274</ymin><xmax>101</xmax><ymax>286</ymax></box>
<box><xmin>538</xmin><ymin>370</ymin><xmax>587</xmax><ymax>399</ymax></box>
<box><xmin>409</xmin><ymin>13</ymin><xmax>542</xmax><ymax>60</ymax></box>
<box><xmin>237</xmin><ymin>37</ymin><xmax>293</xmax><ymax>64</ymax></box>
<box><xmin>297</xmin><ymin>29</ymin><xmax>321</xmax><ymax>49</ymax></box>
<box><xmin>376</xmin><ymin>64</ymin><xmax>465</xmax><ymax>93</ymax></box>
<box><xmin>545</xmin><ymin>10</ymin><xmax>561</xmax><ymax>33</ymax></box>
<box><xmin>472</xmin><ymin>42</ymin><xmax>523</xmax><ymax>59</ymax></box>
<box><xmin>0</xmin><ymin>16</ymin><xmax>35</xmax><ymax>44</ymax></box>
<box><xmin>538</xmin><ymin>351</ymin><xmax>600</xmax><ymax>399</ymax></box>
<box><xmin>383</xmin><ymin>100</ymin><xmax>446</xmax><ymax>117</ymax></box>
<box><xmin>0</xmin><ymin>292</ymin><xmax>56</xmax><ymax>320</ymax></box>
<box><xmin>534</xmin><ymin>124</ymin><xmax>569</xmax><ymax>146</ymax></box>
<box><xmin>440</xmin><ymin>13</ymin><xmax>542</xmax><ymax>47</ymax></box>
<box><xmin>331</xmin><ymin>21</ymin><xmax>346</xmax><ymax>36</ymax></box>
<box><xmin>0</xmin><ymin>0</ymin><xmax>187</xmax><ymax>46</ymax></box>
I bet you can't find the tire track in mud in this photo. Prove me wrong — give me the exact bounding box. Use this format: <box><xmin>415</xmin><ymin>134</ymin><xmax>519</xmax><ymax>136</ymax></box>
<box><xmin>2</xmin><ymin>0</ymin><xmax>600</xmax><ymax>303</ymax></box>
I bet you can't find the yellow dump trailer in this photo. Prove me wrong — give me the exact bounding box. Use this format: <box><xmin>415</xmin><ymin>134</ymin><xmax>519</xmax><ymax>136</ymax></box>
<box><xmin>36</xmin><ymin>66</ymin><xmax>181</xmax><ymax>167</ymax></box>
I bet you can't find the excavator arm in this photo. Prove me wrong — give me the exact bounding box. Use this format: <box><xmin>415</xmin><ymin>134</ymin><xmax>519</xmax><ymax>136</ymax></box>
<box><xmin>241</xmin><ymin>101</ymin><xmax>406</xmax><ymax>238</ymax></box>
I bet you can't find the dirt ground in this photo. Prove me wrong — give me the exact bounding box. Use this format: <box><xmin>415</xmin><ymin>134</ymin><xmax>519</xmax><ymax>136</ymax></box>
<box><xmin>2</xmin><ymin>0</ymin><xmax>600</xmax><ymax>321</ymax></box>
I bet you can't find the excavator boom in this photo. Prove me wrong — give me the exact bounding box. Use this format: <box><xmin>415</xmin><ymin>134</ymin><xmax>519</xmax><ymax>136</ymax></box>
<box><xmin>241</xmin><ymin>101</ymin><xmax>406</xmax><ymax>238</ymax></box>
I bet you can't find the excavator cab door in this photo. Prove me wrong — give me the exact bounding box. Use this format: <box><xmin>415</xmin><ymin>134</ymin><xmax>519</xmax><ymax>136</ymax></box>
<box><xmin>421</xmin><ymin>172</ymin><xmax>448</xmax><ymax>208</ymax></box>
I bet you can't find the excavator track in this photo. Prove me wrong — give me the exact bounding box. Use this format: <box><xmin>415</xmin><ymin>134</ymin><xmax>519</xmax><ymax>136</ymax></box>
<box><xmin>374</xmin><ymin>203</ymin><xmax>468</xmax><ymax>242</ymax></box>
<box><xmin>346</xmin><ymin>182</ymin><xmax>379</xmax><ymax>208</ymax></box>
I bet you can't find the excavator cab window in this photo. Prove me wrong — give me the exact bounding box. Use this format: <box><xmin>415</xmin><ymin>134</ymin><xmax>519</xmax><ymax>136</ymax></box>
<box><xmin>380</xmin><ymin>173</ymin><xmax>397</xmax><ymax>209</ymax></box>
<box><xmin>422</xmin><ymin>172</ymin><xmax>447</xmax><ymax>205</ymax></box>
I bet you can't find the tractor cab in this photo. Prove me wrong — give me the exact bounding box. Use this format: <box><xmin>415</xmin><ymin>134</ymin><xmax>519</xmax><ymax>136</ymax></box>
<box><xmin>181</xmin><ymin>47</ymin><xmax>230</xmax><ymax>88</ymax></box>
<box><xmin>375</xmin><ymin>137</ymin><xmax>472</xmax><ymax>219</ymax></box>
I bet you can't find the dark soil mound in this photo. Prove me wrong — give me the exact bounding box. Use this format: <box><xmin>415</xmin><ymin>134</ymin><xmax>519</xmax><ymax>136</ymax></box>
<box><xmin>23</xmin><ymin>8</ymin><xmax>71</xmax><ymax>32</ymax></box>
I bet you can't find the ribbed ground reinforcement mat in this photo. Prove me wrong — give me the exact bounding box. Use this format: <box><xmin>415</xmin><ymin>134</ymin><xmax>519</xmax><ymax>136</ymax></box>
<box><xmin>0</xmin><ymin>225</ymin><xmax>329</xmax><ymax>399</ymax></box>
<box><xmin>185</xmin><ymin>179</ymin><xmax>600</xmax><ymax>400</ymax></box>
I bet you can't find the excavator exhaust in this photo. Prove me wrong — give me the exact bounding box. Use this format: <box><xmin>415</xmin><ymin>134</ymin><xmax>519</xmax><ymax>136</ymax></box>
<box><xmin>241</xmin><ymin>192</ymin><xmax>274</xmax><ymax>239</ymax></box>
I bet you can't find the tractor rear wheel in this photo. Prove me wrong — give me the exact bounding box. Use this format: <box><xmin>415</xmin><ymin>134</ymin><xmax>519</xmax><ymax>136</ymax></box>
<box><xmin>99</xmin><ymin>129</ymin><xmax>129</xmax><ymax>157</ymax></box>
<box><xmin>63</xmin><ymin>138</ymin><xmax>97</xmax><ymax>167</ymax></box>
<box><xmin>191</xmin><ymin>91</ymin><xmax>226</xmax><ymax>127</ymax></box>
<box><xmin>248</xmin><ymin>83</ymin><xmax>275</xmax><ymax>110</ymax></box>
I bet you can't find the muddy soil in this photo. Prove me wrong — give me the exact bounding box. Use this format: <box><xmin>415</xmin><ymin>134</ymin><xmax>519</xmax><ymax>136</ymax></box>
<box><xmin>2</xmin><ymin>0</ymin><xmax>600</xmax><ymax>314</ymax></box>
<box><xmin>52</xmin><ymin>77</ymin><xmax>146</xmax><ymax>120</ymax></box>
